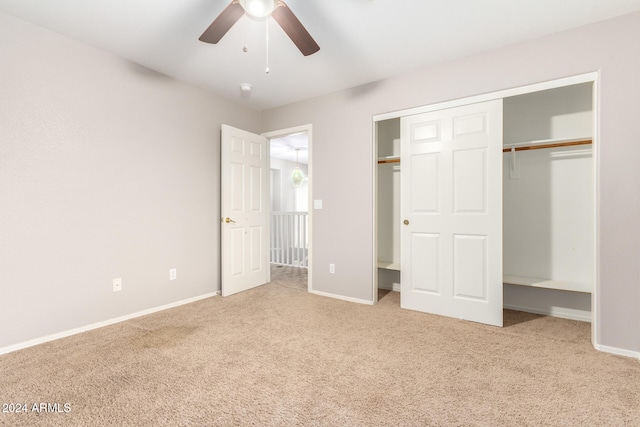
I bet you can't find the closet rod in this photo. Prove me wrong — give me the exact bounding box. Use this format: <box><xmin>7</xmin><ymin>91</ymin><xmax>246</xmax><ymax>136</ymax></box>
<box><xmin>378</xmin><ymin>140</ymin><xmax>592</xmax><ymax>162</ymax></box>
<box><xmin>377</xmin><ymin>158</ymin><xmax>400</xmax><ymax>164</ymax></box>
<box><xmin>502</xmin><ymin>139</ymin><xmax>592</xmax><ymax>153</ymax></box>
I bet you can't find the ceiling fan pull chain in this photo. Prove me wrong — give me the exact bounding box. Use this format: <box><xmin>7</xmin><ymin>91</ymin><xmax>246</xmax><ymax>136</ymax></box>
<box><xmin>265</xmin><ymin>19</ymin><xmax>270</xmax><ymax>74</ymax></box>
<box><xmin>243</xmin><ymin>15</ymin><xmax>248</xmax><ymax>52</ymax></box>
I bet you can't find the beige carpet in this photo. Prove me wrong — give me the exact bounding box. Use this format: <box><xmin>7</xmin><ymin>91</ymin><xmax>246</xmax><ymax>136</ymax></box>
<box><xmin>1</xmin><ymin>268</ymin><xmax>639</xmax><ymax>426</ymax></box>
<box><xmin>269</xmin><ymin>264</ymin><xmax>308</xmax><ymax>291</ymax></box>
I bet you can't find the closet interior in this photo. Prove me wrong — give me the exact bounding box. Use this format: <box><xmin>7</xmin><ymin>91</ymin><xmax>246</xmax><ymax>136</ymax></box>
<box><xmin>376</xmin><ymin>117</ymin><xmax>401</xmax><ymax>293</ymax></box>
<box><xmin>502</xmin><ymin>82</ymin><xmax>594</xmax><ymax>321</ymax></box>
<box><xmin>375</xmin><ymin>82</ymin><xmax>594</xmax><ymax>321</ymax></box>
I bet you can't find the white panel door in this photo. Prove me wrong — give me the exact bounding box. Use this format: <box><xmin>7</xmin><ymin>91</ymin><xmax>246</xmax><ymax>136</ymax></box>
<box><xmin>221</xmin><ymin>124</ymin><xmax>269</xmax><ymax>297</ymax></box>
<box><xmin>400</xmin><ymin>100</ymin><xmax>503</xmax><ymax>326</ymax></box>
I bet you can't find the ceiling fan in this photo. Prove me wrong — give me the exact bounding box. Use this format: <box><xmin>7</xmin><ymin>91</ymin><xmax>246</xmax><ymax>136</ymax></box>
<box><xmin>199</xmin><ymin>0</ymin><xmax>320</xmax><ymax>56</ymax></box>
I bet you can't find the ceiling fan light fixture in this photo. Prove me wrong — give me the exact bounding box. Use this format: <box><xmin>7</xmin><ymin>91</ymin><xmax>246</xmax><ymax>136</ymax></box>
<box><xmin>291</xmin><ymin>148</ymin><xmax>305</xmax><ymax>187</ymax></box>
<box><xmin>291</xmin><ymin>168</ymin><xmax>304</xmax><ymax>187</ymax></box>
<box><xmin>240</xmin><ymin>0</ymin><xmax>276</xmax><ymax>19</ymax></box>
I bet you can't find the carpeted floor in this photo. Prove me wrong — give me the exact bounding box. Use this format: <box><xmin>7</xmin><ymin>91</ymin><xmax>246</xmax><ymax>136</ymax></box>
<box><xmin>1</xmin><ymin>267</ymin><xmax>639</xmax><ymax>426</ymax></box>
<box><xmin>269</xmin><ymin>264</ymin><xmax>308</xmax><ymax>291</ymax></box>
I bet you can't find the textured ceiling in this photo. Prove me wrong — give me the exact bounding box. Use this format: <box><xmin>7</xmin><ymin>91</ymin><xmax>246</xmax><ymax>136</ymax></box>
<box><xmin>2</xmin><ymin>0</ymin><xmax>640</xmax><ymax>110</ymax></box>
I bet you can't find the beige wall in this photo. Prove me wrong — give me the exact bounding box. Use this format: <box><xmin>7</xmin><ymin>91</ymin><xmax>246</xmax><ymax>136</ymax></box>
<box><xmin>2</xmin><ymin>10</ymin><xmax>638</xmax><ymax>356</ymax></box>
<box><xmin>0</xmin><ymin>13</ymin><xmax>260</xmax><ymax>349</ymax></box>
<box><xmin>261</xmin><ymin>12</ymin><xmax>640</xmax><ymax>354</ymax></box>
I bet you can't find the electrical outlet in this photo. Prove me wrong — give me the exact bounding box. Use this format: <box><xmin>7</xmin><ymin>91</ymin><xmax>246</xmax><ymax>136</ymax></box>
<box><xmin>113</xmin><ymin>278</ymin><xmax>122</xmax><ymax>292</ymax></box>
<box><xmin>329</xmin><ymin>264</ymin><xmax>335</xmax><ymax>274</ymax></box>
<box><xmin>169</xmin><ymin>268</ymin><xmax>177</xmax><ymax>281</ymax></box>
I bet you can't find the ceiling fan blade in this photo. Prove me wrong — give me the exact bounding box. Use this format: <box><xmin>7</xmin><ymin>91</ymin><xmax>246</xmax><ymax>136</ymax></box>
<box><xmin>199</xmin><ymin>1</ymin><xmax>244</xmax><ymax>44</ymax></box>
<box><xmin>271</xmin><ymin>1</ymin><xmax>320</xmax><ymax>56</ymax></box>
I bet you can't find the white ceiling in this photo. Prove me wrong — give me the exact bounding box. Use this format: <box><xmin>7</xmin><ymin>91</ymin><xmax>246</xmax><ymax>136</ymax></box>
<box><xmin>270</xmin><ymin>132</ymin><xmax>308</xmax><ymax>164</ymax></box>
<box><xmin>2</xmin><ymin>0</ymin><xmax>640</xmax><ymax>111</ymax></box>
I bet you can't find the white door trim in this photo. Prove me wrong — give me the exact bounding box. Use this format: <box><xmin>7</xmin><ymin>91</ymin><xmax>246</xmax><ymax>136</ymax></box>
<box><xmin>262</xmin><ymin>124</ymin><xmax>313</xmax><ymax>292</ymax></box>
<box><xmin>373</xmin><ymin>72</ymin><xmax>598</xmax><ymax>122</ymax></box>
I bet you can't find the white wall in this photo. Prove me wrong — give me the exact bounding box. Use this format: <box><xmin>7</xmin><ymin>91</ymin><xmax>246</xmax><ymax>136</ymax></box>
<box><xmin>503</xmin><ymin>83</ymin><xmax>594</xmax><ymax>144</ymax></box>
<box><xmin>504</xmin><ymin>147</ymin><xmax>594</xmax><ymax>286</ymax></box>
<box><xmin>0</xmin><ymin>12</ymin><xmax>260</xmax><ymax>350</ymax></box>
<box><xmin>503</xmin><ymin>145</ymin><xmax>594</xmax><ymax>321</ymax></box>
<box><xmin>261</xmin><ymin>12</ymin><xmax>640</xmax><ymax>354</ymax></box>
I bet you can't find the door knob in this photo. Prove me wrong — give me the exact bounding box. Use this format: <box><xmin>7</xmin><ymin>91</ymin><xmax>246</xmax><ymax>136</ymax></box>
<box><xmin>403</xmin><ymin>219</ymin><xmax>409</xmax><ymax>225</ymax></box>
<box><xmin>225</xmin><ymin>217</ymin><xmax>236</xmax><ymax>224</ymax></box>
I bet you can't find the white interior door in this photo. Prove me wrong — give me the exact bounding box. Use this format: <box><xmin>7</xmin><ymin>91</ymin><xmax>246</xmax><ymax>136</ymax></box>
<box><xmin>221</xmin><ymin>124</ymin><xmax>269</xmax><ymax>297</ymax></box>
<box><xmin>400</xmin><ymin>100</ymin><xmax>503</xmax><ymax>326</ymax></box>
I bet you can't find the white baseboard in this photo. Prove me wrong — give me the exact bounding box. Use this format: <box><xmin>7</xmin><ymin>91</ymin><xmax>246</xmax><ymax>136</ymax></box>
<box><xmin>378</xmin><ymin>283</ymin><xmax>401</xmax><ymax>292</ymax></box>
<box><xmin>0</xmin><ymin>292</ymin><xmax>219</xmax><ymax>356</ymax></box>
<box><xmin>595</xmin><ymin>344</ymin><xmax>640</xmax><ymax>359</ymax></box>
<box><xmin>503</xmin><ymin>303</ymin><xmax>591</xmax><ymax>322</ymax></box>
<box><xmin>309</xmin><ymin>289</ymin><xmax>374</xmax><ymax>305</ymax></box>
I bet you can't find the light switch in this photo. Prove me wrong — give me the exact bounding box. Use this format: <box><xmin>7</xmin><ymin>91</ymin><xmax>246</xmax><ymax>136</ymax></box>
<box><xmin>314</xmin><ymin>199</ymin><xmax>323</xmax><ymax>209</ymax></box>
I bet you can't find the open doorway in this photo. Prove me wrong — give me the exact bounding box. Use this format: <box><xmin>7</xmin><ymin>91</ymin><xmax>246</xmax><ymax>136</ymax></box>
<box><xmin>268</xmin><ymin>128</ymin><xmax>310</xmax><ymax>291</ymax></box>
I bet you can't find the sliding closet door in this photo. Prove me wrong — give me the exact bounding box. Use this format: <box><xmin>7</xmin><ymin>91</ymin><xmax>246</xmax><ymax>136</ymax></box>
<box><xmin>400</xmin><ymin>100</ymin><xmax>503</xmax><ymax>326</ymax></box>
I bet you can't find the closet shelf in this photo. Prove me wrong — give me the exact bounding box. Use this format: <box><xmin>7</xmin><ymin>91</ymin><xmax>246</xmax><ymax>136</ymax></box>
<box><xmin>378</xmin><ymin>260</ymin><xmax>401</xmax><ymax>271</ymax></box>
<box><xmin>502</xmin><ymin>137</ymin><xmax>592</xmax><ymax>153</ymax></box>
<box><xmin>503</xmin><ymin>275</ymin><xmax>591</xmax><ymax>293</ymax></box>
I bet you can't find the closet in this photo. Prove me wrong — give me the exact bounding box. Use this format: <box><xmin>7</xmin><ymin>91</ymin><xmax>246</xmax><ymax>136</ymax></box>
<box><xmin>502</xmin><ymin>82</ymin><xmax>594</xmax><ymax>321</ymax></box>
<box><xmin>376</xmin><ymin>117</ymin><xmax>401</xmax><ymax>293</ymax></box>
<box><xmin>374</xmin><ymin>80</ymin><xmax>594</xmax><ymax>322</ymax></box>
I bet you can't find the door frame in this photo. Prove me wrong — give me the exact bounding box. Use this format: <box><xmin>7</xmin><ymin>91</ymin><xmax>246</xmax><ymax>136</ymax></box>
<box><xmin>372</xmin><ymin>72</ymin><xmax>599</xmax><ymax>343</ymax></box>
<box><xmin>262</xmin><ymin>124</ymin><xmax>313</xmax><ymax>291</ymax></box>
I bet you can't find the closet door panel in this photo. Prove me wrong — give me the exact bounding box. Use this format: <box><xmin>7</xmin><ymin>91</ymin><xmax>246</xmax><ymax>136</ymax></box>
<box><xmin>453</xmin><ymin>148</ymin><xmax>487</xmax><ymax>213</ymax></box>
<box><xmin>453</xmin><ymin>113</ymin><xmax>487</xmax><ymax>137</ymax></box>
<box><xmin>411</xmin><ymin>154</ymin><xmax>441</xmax><ymax>213</ymax></box>
<box><xmin>453</xmin><ymin>234</ymin><xmax>487</xmax><ymax>300</ymax></box>
<box><xmin>410</xmin><ymin>233</ymin><xmax>441</xmax><ymax>294</ymax></box>
<box><xmin>401</xmin><ymin>100</ymin><xmax>503</xmax><ymax>327</ymax></box>
<box><xmin>412</xmin><ymin>120</ymin><xmax>441</xmax><ymax>143</ymax></box>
